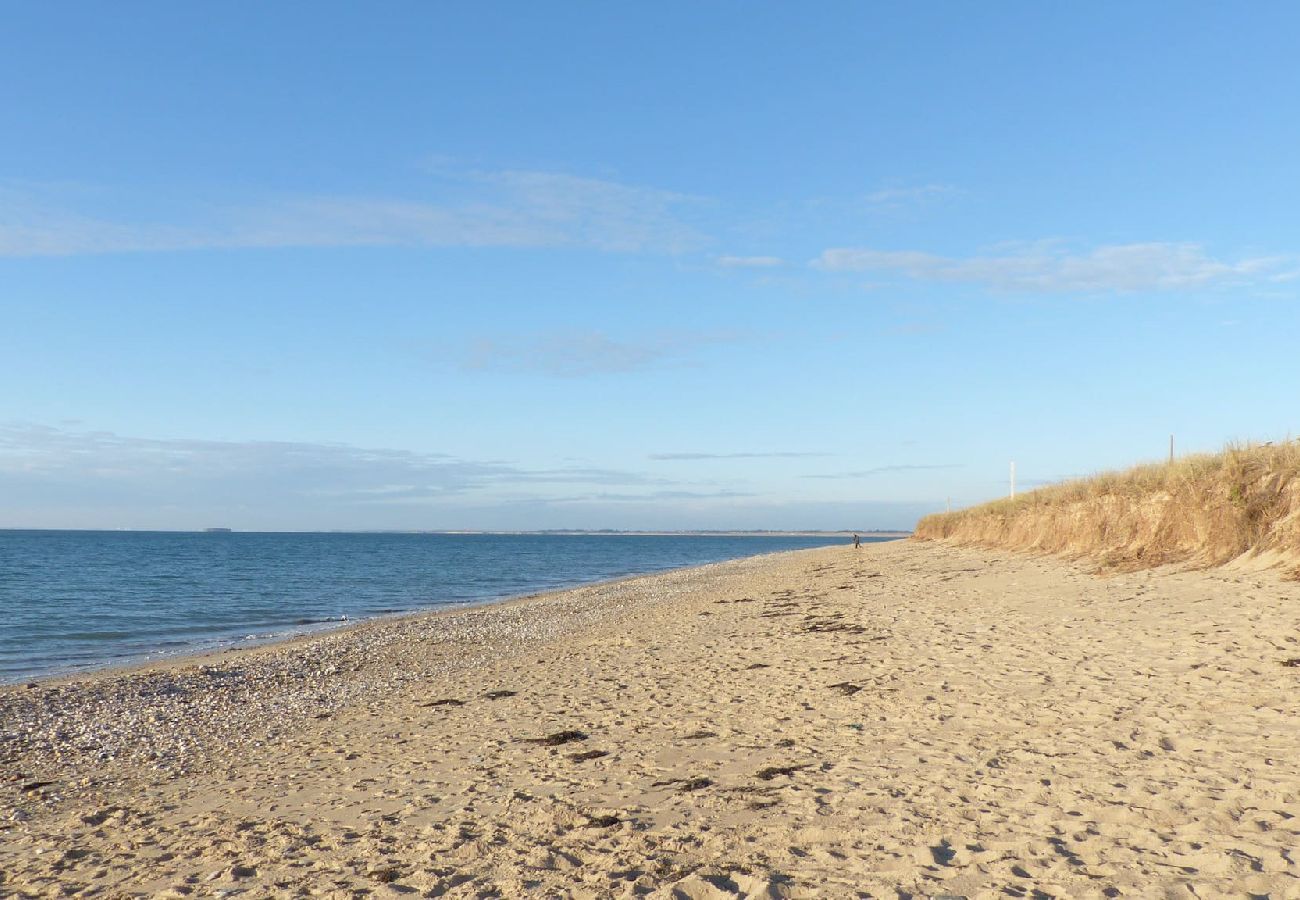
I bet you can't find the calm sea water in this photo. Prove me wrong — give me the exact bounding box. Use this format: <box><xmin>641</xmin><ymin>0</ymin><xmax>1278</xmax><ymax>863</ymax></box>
<box><xmin>0</xmin><ymin>531</ymin><xmax>892</xmax><ymax>682</ymax></box>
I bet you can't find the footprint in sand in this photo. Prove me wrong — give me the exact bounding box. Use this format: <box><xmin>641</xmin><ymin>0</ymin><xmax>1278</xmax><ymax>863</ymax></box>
<box><xmin>652</xmin><ymin>776</ymin><xmax>713</xmax><ymax>792</ymax></box>
<box><xmin>569</xmin><ymin>749</ymin><xmax>608</xmax><ymax>762</ymax></box>
<box><xmin>520</xmin><ymin>730</ymin><xmax>588</xmax><ymax>746</ymax></box>
<box><xmin>754</xmin><ymin>765</ymin><xmax>808</xmax><ymax>781</ymax></box>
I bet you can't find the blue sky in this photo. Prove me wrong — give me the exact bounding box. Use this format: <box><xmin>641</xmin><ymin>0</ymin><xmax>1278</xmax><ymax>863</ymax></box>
<box><xmin>3</xmin><ymin>2</ymin><xmax>1298</xmax><ymax>531</ymax></box>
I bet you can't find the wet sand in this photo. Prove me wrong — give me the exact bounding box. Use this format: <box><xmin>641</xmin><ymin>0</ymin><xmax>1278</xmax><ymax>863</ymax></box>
<box><xmin>2</xmin><ymin>540</ymin><xmax>1298</xmax><ymax>898</ymax></box>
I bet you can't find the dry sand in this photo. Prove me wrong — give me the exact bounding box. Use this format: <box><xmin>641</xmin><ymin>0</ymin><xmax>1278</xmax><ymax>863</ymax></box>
<box><xmin>2</xmin><ymin>540</ymin><xmax>1298</xmax><ymax>899</ymax></box>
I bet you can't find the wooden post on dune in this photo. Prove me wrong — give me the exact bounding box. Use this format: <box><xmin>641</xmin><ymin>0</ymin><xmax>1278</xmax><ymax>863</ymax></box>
<box><xmin>1169</xmin><ymin>434</ymin><xmax>1174</xmax><ymax>464</ymax></box>
<box><xmin>1010</xmin><ymin>461</ymin><xmax>1016</xmax><ymax>499</ymax></box>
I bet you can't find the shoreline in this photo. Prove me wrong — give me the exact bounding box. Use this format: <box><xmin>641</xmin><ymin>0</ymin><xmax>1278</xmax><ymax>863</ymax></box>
<box><xmin>3</xmin><ymin>543</ymin><xmax>855</xmax><ymax>760</ymax></box>
<box><xmin>7</xmin><ymin>543</ymin><xmax>829</xmax><ymax>692</ymax></box>
<box><xmin>4</xmin><ymin>540</ymin><xmax>1298</xmax><ymax>897</ymax></box>
<box><xmin>5</xmin><ymin>535</ymin><xmax>872</xmax><ymax>687</ymax></box>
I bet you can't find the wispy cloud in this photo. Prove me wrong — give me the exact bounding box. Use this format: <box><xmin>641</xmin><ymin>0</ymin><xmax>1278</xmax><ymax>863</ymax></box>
<box><xmin>0</xmin><ymin>168</ymin><xmax>705</xmax><ymax>257</ymax></box>
<box><xmin>6</xmin><ymin>424</ymin><xmax>927</xmax><ymax>530</ymax></box>
<box><xmin>459</xmin><ymin>330</ymin><xmax>743</xmax><ymax>377</ymax></box>
<box><xmin>804</xmin><ymin>464</ymin><xmax>961</xmax><ymax>479</ymax></box>
<box><xmin>542</xmin><ymin>489</ymin><xmax>758</xmax><ymax>504</ymax></box>
<box><xmin>814</xmin><ymin>241</ymin><xmax>1297</xmax><ymax>292</ymax></box>
<box><xmin>650</xmin><ymin>451</ymin><xmax>829</xmax><ymax>461</ymax></box>
<box><xmin>0</xmin><ymin>423</ymin><xmax>667</xmax><ymax>506</ymax></box>
<box><xmin>865</xmin><ymin>183</ymin><xmax>960</xmax><ymax>209</ymax></box>
<box><xmin>717</xmin><ymin>255</ymin><xmax>784</xmax><ymax>268</ymax></box>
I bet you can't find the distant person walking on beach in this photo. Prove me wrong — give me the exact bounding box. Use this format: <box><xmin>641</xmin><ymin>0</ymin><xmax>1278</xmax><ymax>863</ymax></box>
<box><xmin>852</xmin><ymin>533</ymin><xmax>860</xmax><ymax>549</ymax></box>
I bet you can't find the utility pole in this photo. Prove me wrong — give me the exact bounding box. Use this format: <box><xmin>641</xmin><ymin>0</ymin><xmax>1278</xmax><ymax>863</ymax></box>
<box><xmin>1010</xmin><ymin>461</ymin><xmax>1016</xmax><ymax>500</ymax></box>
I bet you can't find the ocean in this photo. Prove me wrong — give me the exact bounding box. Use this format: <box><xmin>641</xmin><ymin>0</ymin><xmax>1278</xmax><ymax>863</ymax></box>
<box><xmin>0</xmin><ymin>530</ymin><xmax>894</xmax><ymax>682</ymax></box>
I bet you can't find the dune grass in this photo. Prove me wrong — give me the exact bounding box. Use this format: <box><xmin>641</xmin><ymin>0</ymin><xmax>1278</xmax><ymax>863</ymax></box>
<box><xmin>914</xmin><ymin>440</ymin><xmax>1300</xmax><ymax>572</ymax></box>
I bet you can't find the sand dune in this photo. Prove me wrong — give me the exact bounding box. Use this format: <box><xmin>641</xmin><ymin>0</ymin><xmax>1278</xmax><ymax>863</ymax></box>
<box><xmin>915</xmin><ymin>441</ymin><xmax>1300</xmax><ymax>576</ymax></box>
<box><xmin>3</xmin><ymin>540</ymin><xmax>1298</xmax><ymax>898</ymax></box>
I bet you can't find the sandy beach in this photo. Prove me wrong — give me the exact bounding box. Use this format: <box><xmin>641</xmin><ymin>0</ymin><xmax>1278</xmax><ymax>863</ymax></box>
<box><xmin>3</xmin><ymin>539</ymin><xmax>1298</xmax><ymax>899</ymax></box>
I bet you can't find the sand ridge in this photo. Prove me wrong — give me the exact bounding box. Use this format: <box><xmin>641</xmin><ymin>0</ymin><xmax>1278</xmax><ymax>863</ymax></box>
<box><xmin>2</xmin><ymin>540</ymin><xmax>1299</xmax><ymax>898</ymax></box>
